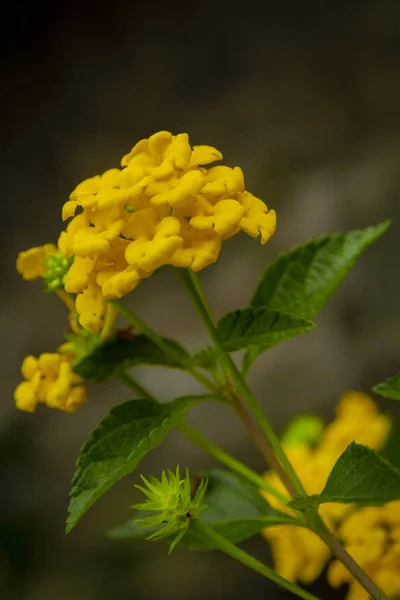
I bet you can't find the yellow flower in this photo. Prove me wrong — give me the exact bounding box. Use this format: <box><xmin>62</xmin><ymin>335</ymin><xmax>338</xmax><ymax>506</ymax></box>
<box><xmin>75</xmin><ymin>279</ymin><xmax>107</xmax><ymax>334</ymax></box>
<box><xmin>261</xmin><ymin>391</ymin><xmax>393</xmax><ymax>598</ymax></box>
<box><xmin>328</xmin><ymin>503</ymin><xmax>400</xmax><ymax>600</ymax></box>
<box><xmin>14</xmin><ymin>352</ymin><xmax>87</xmax><ymax>413</ymax></box>
<box><xmin>60</xmin><ymin>131</ymin><xmax>276</xmax><ymax>332</ymax></box>
<box><xmin>16</xmin><ymin>244</ymin><xmax>57</xmax><ymax>280</ymax></box>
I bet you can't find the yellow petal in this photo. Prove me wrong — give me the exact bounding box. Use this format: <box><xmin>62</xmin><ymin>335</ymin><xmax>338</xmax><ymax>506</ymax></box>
<box><xmin>64</xmin><ymin>256</ymin><xmax>95</xmax><ymax>293</ymax></box>
<box><xmin>38</xmin><ymin>353</ymin><xmax>63</xmax><ymax>378</ymax></box>
<box><xmin>189</xmin><ymin>145</ymin><xmax>223</xmax><ymax>168</ymax></box>
<box><xmin>73</xmin><ymin>230</ymin><xmax>110</xmax><ymax>256</ymax></box>
<box><xmin>14</xmin><ymin>380</ymin><xmax>39</xmax><ymax>412</ymax></box>
<box><xmin>101</xmin><ymin>267</ymin><xmax>140</xmax><ymax>299</ymax></box>
<box><xmin>240</xmin><ymin>193</ymin><xmax>276</xmax><ymax>244</ymax></box>
<box><xmin>46</xmin><ymin>361</ymin><xmax>73</xmax><ymax>407</ymax></box>
<box><xmin>190</xmin><ymin>199</ymin><xmax>244</xmax><ymax>238</ymax></box>
<box><xmin>150</xmin><ymin>170</ymin><xmax>205</xmax><ymax>207</ymax></box>
<box><xmin>21</xmin><ymin>355</ymin><xmax>39</xmax><ymax>379</ymax></box>
<box><xmin>16</xmin><ymin>244</ymin><xmax>57</xmax><ymax>280</ymax></box>
<box><xmin>64</xmin><ymin>386</ymin><xmax>88</xmax><ymax>413</ymax></box>
<box><xmin>76</xmin><ymin>282</ymin><xmax>106</xmax><ymax>333</ymax></box>
<box><xmin>62</xmin><ymin>200</ymin><xmax>79</xmax><ymax>221</ymax></box>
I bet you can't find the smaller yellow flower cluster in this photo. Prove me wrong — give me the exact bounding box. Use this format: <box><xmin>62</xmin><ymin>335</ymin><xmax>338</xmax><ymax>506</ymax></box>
<box><xmin>329</xmin><ymin>503</ymin><xmax>400</xmax><ymax>600</ymax></box>
<box><xmin>14</xmin><ymin>352</ymin><xmax>87</xmax><ymax>413</ymax></box>
<box><xmin>262</xmin><ymin>391</ymin><xmax>394</xmax><ymax>598</ymax></box>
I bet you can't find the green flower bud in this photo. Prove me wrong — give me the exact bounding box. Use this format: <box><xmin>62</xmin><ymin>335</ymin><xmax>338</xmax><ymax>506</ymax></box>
<box><xmin>41</xmin><ymin>253</ymin><xmax>74</xmax><ymax>292</ymax></box>
<box><xmin>281</xmin><ymin>415</ymin><xmax>325</xmax><ymax>448</ymax></box>
<box><xmin>134</xmin><ymin>467</ymin><xmax>207</xmax><ymax>553</ymax></box>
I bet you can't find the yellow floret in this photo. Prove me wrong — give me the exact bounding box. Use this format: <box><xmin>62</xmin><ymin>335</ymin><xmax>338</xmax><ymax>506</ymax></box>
<box><xmin>16</xmin><ymin>244</ymin><xmax>57</xmax><ymax>280</ymax></box>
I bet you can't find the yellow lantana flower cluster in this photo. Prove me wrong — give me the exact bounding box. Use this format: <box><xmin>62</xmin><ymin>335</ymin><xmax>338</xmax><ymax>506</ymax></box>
<box><xmin>262</xmin><ymin>391</ymin><xmax>398</xmax><ymax>599</ymax></box>
<box><xmin>17</xmin><ymin>132</ymin><xmax>276</xmax><ymax>334</ymax></box>
<box><xmin>62</xmin><ymin>131</ymin><xmax>276</xmax><ymax>332</ymax></box>
<box><xmin>14</xmin><ymin>352</ymin><xmax>87</xmax><ymax>413</ymax></box>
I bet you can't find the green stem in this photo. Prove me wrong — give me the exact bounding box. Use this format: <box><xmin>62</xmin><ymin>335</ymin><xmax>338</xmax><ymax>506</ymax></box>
<box><xmin>177</xmin><ymin>269</ymin><xmax>304</xmax><ymax>498</ymax></box>
<box><xmin>100</xmin><ymin>302</ymin><xmax>119</xmax><ymax>341</ymax></box>
<box><xmin>178</xmin><ymin>422</ymin><xmax>291</xmax><ymax>507</ymax></box>
<box><xmin>111</xmin><ymin>299</ymin><xmax>219</xmax><ymax>393</ymax></box>
<box><xmin>177</xmin><ymin>269</ymin><xmax>385</xmax><ymax>600</ymax></box>
<box><xmin>118</xmin><ymin>371</ymin><xmax>289</xmax><ymax>510</ymax></box>
<box><xmin>314</xmin><ymin>515</ymin><xmax>387</xmax><ymax>600</ymax></box>
<box><xmin>118</xmin><ymin>372</ymin><xmax>156</xmax><ymax>402</ymax></box>
<box><xmin>193</xmin><ymin>520</ymin><xmax>320</xmax><ymax>600</ymax></box>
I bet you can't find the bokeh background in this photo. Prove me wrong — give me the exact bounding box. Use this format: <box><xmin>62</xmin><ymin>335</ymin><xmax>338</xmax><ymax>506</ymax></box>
<box><xmin>2</xmin><ymin>1</ymin><xmax>400</xmax><ymax>598</ymax></box>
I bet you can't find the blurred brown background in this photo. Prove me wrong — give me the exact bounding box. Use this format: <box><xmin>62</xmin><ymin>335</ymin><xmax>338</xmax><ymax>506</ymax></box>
<box><xmin>1</xmin><ymin>1</ymin><xmax>400</xmax><ymax>598</ymax></box>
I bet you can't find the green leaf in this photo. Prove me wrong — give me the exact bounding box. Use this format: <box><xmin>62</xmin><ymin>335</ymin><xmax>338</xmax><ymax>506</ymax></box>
<box><xmin>251</xmin><ymin>222</ymin><xmax>390</xmax><ymax>318</ymax></box>
<box><xmin>243</xmin><ymin>222</ymin><xmax>390</xmax><ymax>373</ymax></box>
<box><xmin>217</xmin><ymin>308</ymin><xmax>315</xmax><ymax>353</ymax></box>
<box><xmin>289</xmin><ymin>442</ymin><xmax>400</xmax><ymax>510</ymax></box>
<box><xmin>73</xmin><ymin>334</ymin><xmax>189</xmax><ymax>382</ymax></box>
<box><xmin>373</xmin><ymin>373</ymin><xmax>400</xmax><ymax>401</ymax></box>
<box><xmin>66</xmin><ymin>396</ymin><xmax>210</xmax><ymax>533</ymax></box>
<box><xmin>108</xmin><ymin>469</ymin><xmax>297</xmax><ymax>548</ymax></box>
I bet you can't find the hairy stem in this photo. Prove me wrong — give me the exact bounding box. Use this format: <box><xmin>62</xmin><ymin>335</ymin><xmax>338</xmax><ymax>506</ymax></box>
<box><xmin>177</xmin><ymin>268</ymin><xmax>304</xmax><ymax>497</ymax></box>
<box><xmin>193</xmin><ymin>520</ymin><xmax>321</xmax><ymax>600</ymax></box>
<box><xmin>56</xmin><ymin>289</ymin><xmax>80</xmax><ymax>334</ymax></box>
<box><xmin>314</xmin><ymin>516</ymin><xmax>387</xmax><ymax>600</ymax></box>
<box><xmin>177</xmin><ymin>268</ymin><xmax>386</xmax><ymax>600</ymax></box>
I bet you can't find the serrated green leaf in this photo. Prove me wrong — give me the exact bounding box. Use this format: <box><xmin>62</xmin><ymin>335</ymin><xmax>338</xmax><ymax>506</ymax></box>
<box><xmin>108</xmin><ymin>469</ymin><xmax>297</xmax><ymax>548</ymax></box>
<box><xmin>373</xmin><ymin>373</ymin><xmax>400</xmax><ymax>401</ymax></box>
<box><xmin>251</xmin><ymin>222</ymin><xmax>390</xmax><ymax>317</ymax></box>
<box><xmin>288</xmin><ymin>442</ymin><xmax>400</xmax><ymax>510</ymax></box>
<box><xmin>66</xmin><ymin>396</ymin><xmax>211</xmax><ymax>533</ymax></box>
<box><xmin>217</xmin><ymin>308</ymin><xmax>314</xmax><ymax>353</ymax></box>
<box><xmin>243</xmin><ymin>222</ymin><xmax>390</xmax><ymax>373</ymax></box>
<box><xmin>73</xmin><ymin>334</ymin><xmax>189</xmax><ymax>382</ymax></box>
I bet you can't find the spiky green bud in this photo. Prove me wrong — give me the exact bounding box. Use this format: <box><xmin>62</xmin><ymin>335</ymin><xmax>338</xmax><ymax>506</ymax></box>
<box><xmin>134</xmin><ymin>467</ymin><xmax>207</xmax><ymax>553</ymax></box>
<box><xmin>281</xmin><ymin>414</ymin><xmax>324</xmax><ymax>448</ymax></box>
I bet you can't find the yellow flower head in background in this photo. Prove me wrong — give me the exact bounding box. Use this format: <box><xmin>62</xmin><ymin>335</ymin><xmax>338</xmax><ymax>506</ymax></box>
<box><xmin>14</xmin><ymin>351</ymin><xmax>87</xmax><ymax>413</ymax></box>
<box><xmin>60</xmin><ymin>131</ymin><xmax>276</xmax><ymax>332</ymax></box>
<box><xmin>262</xmin><ymin>391</ymin><xmax>398</xmax><ymax>599</ymax></box>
